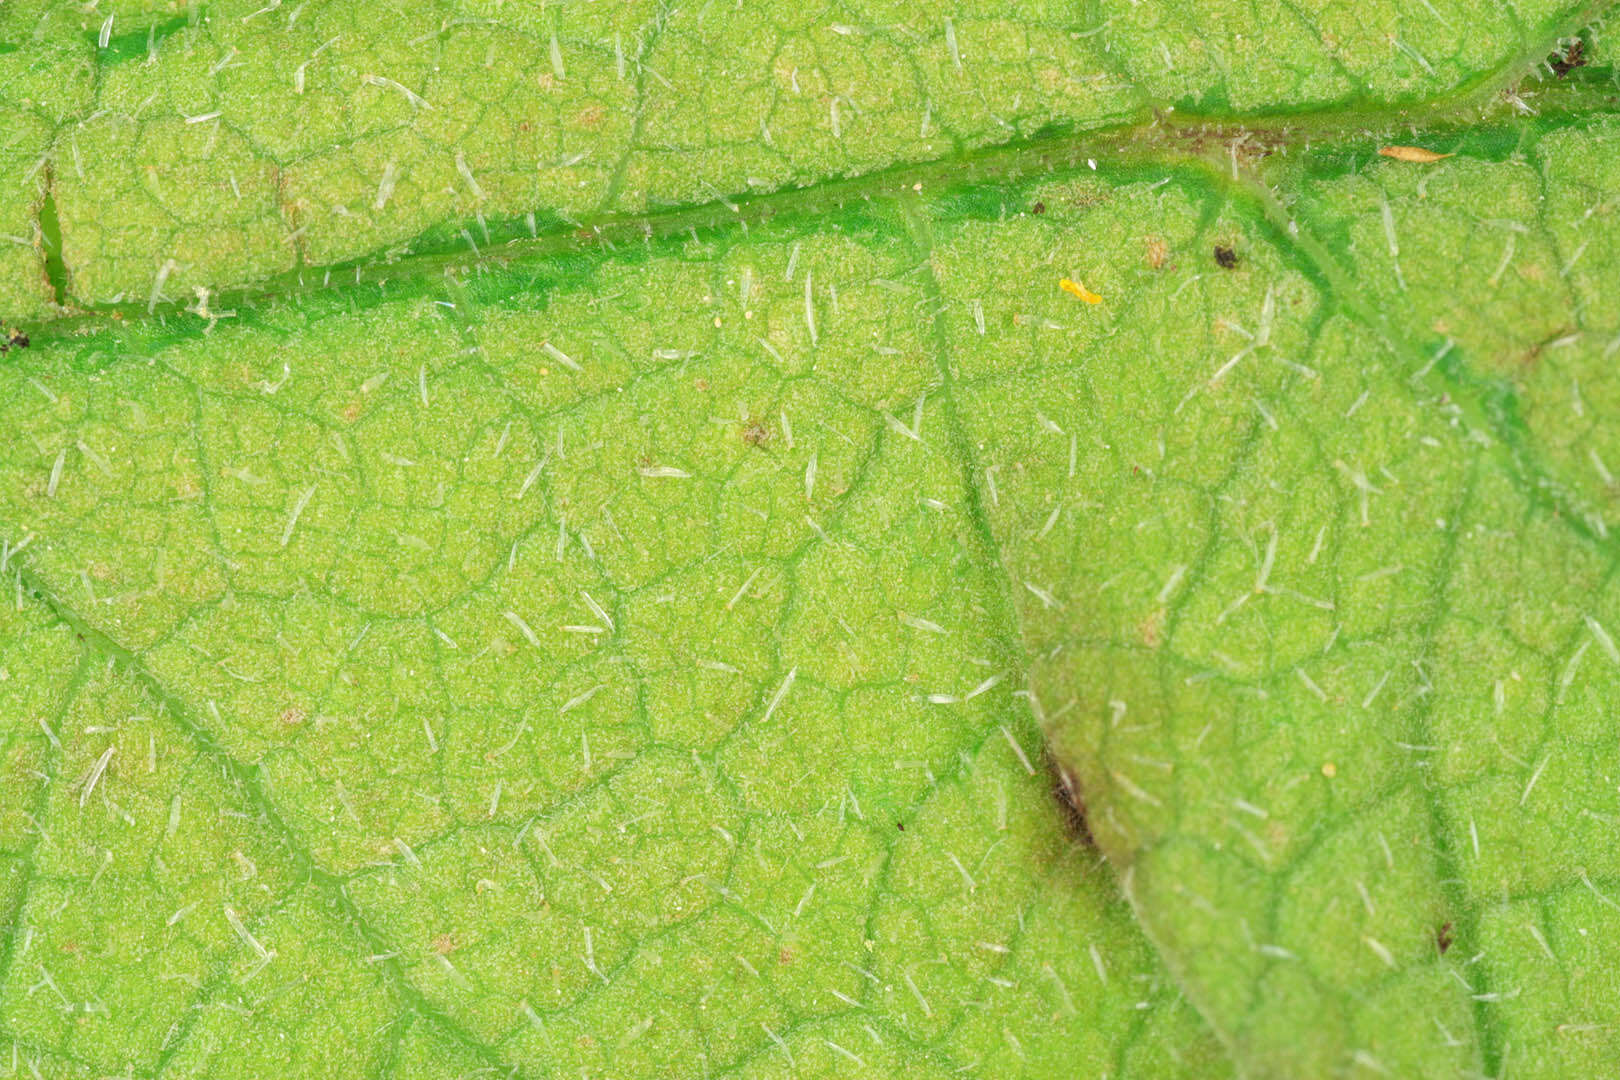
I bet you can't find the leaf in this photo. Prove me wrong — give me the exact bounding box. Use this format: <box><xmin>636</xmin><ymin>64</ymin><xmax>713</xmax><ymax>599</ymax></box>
<box><xmin>1</xmin><ymin>0</ymin><xmax>1608</xmax><ymax>313</ymax></box>
<box><xmin>966</xmin><ymin>111</ymin><xmax>1620</xmax><ymax>1077</ymax></box>
<box><xmin>0</xmin><ymin>154</ymin><xmax>1225</xmax><ymax>1080</ymax></box>
<box><xmin>4</xmin><ymin>2</ymin><xmax>1620</xmax><ymax>1079</ymax></box>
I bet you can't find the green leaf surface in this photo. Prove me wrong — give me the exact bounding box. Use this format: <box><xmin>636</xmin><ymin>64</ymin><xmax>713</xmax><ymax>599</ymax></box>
<box><xmin>2</xmin><ymin>0</ymin><xmax>1610</xmax><ymax>315</ymax></box>
<box><xmin>4</xmin><ymin>1</ymin><xmax>1620</xmax><ymax>1078</ymax></box>
<box><xmin>0</xmin><ymin>176</ymin><xmax>1231</xmax><ymax>1080</ymax></box>
<box><xmin>965</xmin><ymin>113</ymin><xmax>1620</xmax><ymax>1076</ymax></box>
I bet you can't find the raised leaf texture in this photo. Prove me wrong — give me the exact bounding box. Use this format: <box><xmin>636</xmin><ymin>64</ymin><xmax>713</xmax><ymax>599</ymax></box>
<box><xmin>0</xmin><ymin>207</ymin><xmax>1226</xmax><ymax>1078</ymax></box>
<box><xmin>971</xmin><ymin>115</ymin><xmax>1620</xmax><ymax>1075</ymax></box>
<box><xmin>4</xmin><ymin>1</ymin><xmax>1620</xmax><ymax>1078</ymax></box>
<box><xmin>1</xmin><ymin>0</ymin><xmax>1606</xmax><ymax>313</ymax></box>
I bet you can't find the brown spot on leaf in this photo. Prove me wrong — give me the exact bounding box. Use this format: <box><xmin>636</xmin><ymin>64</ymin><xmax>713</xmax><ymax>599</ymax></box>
<box><xmin>742</xmin><ymin>419</ymin><xmax>771</xmax><ymax>446</ymax></box>
<box><xmin>1551</xmin><ymin>39</ymin><xmax>1586</xmax><ymax>77</ymax></box>
<box><xmin>1437</xmin><ymin>921</ymin><xmax>1453</xmax><ymax>954</ymax></box>
<box><xmin>1140</xmin><ymin>606</ymin><xmax>1166</xmax><ymax>648</ymax></box>
<box><xmin>432</xmin><ymin>933</ymin><xmax>458</xmax><ymax>955</ymax></box>
<box><xmin>1214</xmin><ymin>245</ymin><xmax>1239</xmax><ymax>269</ymax></box>
<box><xmin>1145</xmin><ymin>237</ymin><xmax>1169</xmax><ymax>270</ymax></box>
<box><xmin>1517</xmin><ymin>261</ymin><xmax>1548</xmax><ymax>283</ymax></box>
<box><xmin>1517</xmin><ymin>327</ymin><xmax>1576</xmax><ymax>369</ymax></box>
<box><xmin>1045</xmin><ymin>748</ymin><xmax>1094</xmax><ymax>847</ymax></box>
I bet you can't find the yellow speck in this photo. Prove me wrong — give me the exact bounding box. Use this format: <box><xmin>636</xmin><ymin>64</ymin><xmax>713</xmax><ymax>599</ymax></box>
<box><xmin>1378</xmin><ymin>145</ymin><xmax>1451</xmax><ymax>164</ymax></box>
<box><xmin>1321</xmin><ymin>762</ymin><xmax>1337</xmax><ymax>778</ymax></box>
<box><xmin>1059</xmin><ymin>277</ymin><xmax>1102</xmax><ymax>304</ymax></box>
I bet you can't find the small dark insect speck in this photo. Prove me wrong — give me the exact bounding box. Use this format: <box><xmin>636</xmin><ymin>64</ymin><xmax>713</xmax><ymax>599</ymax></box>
<box><xmin>1045</xmin><ymin>748</ymin><xmax>1094</xmax><ymax>847</ymax></box>
<box><xmin>896</xmin><ymin>822</ymin><xmax>905</xmax><ymax>831</ymax></box>
<box><xmin>1437</xmin><ymin>921</ymin><xmax>1454</xmax><ymax>954</ymax></box>
<box><xmin>1</xmin><ymin>328</ymin><xmax>28</xmax><ymax>353</ymax></box>
<box><xmin>1032</xmin><ymin>201</ymin><xmax>1046</xmax><ymax>215</ymax></box>
<box><xmin>1552</xmin><ymin>39</ymin><xmax>1587</xmax><ymax>77</ymax></box>
<box><xmin>1214</xmin><ymin>245</ymin><xmax>1239</xmax><ymax>269</ymax></box>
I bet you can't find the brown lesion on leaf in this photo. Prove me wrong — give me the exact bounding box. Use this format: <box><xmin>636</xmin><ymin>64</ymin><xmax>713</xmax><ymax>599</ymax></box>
<box><xmin>1515</xmin><ymin>260</ymin><xmax>1549</xmax><ymax>284</ymax></box>
<box><xmin>1044</xmin><ymin>746</ymin><xmax>1094</xmax><ymax>847</ymax></box>
<box><xmin>1144</xmin><ymin>236</ymin><xmax>1169</xmax><ymax>270</ymax></box>
<box><xmin>1436</xmin><ymin>921</ymin><xmax>1453</xmax><ymax>954</ymax></box>
<box><xmin>432</xmin><ymin>933</ymin><xmax>458</xmax><ymax>955</ymax></box>
<box><xmin>1516</xmin><ymin>326</ymin><xmax>1577</xmax><ymax>370</ymax></box>
<box><xmin>1139</xmin><ymin>606</ymin><xmax>1166</xmax><ymax>648</ymax></box>
<box><xmin>742</xmin><ymin>417</ymin><xmax>771</xmax><ymax>446</ymax></box>
<box><xmin>1551</xmin><ymin>39</ymin><xmax>1586</xmax><ymax>77</ymax></box>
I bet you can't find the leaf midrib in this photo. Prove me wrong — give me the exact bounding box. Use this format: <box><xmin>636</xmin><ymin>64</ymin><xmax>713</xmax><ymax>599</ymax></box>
<box><xmin>17</xmin><ymin>46</ymin><xmax>1616</xmax><ymax>343</ymax></box>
